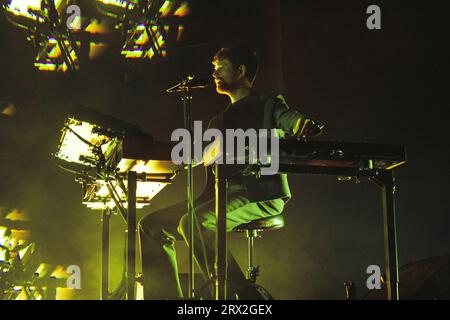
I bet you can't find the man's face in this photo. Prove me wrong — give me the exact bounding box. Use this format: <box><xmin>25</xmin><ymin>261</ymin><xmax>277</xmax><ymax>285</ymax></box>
<box><xmin>212</xmin><ymin>58</ymin><xmax>240</xmax><ymax>94</ymax></box>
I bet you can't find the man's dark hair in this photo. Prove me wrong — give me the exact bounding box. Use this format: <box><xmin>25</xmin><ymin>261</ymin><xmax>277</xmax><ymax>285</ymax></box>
<box><xmin>213</xmin><ymin>46</ymin><xmax>258</xmax><ymax>83</ymax></box>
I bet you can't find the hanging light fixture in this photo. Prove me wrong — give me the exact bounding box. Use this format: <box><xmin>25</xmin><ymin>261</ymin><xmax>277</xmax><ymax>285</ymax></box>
<box><xmin>1</xmin><ymin>0</ymin><xmax>191</xmax><ymax>70</ymax></box>
<box><xmin>3</xmin><ymin>0</ymin><xmax>64</xmax><ymax>21</ymax></box>
<box><xmin>1</xmin><ymin>0</ymin><xmax>79</xmax><ymax>72</ymax></box>
<box><xmin>95</xmin><ymin>0</ymin><xmax>137</xmax><ymax>18</ymax></box>
<box><xmin>95</xmin><ymin>0</ymin><xmax>190</xmax><ymax>61</ymax></box>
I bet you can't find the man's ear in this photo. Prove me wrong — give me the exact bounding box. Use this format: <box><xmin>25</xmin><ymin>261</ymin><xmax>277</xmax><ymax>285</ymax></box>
<box><xmin>237</xmin><ymin>65</ymin><xmax>247</xmax><ymax>80</ymax></box>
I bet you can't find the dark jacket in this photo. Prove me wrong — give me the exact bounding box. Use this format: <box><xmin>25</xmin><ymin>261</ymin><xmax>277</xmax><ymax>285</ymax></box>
<box><xmin>202</xmin><ymin>91</ymin><xmax>303</xmax><ymax>203</ymax></box>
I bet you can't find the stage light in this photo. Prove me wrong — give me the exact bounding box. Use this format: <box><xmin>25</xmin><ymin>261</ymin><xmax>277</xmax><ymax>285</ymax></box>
<box><xmin>1</xmin><ymin>0</ymin><xmax>80</xmax><ymax>72</ymax></box>
<box><xmin>0</xmin><ymin>210</ymin><xmax>75</xmax><ymax>300</ymax></box>
<box><xmin>121</xmin><ymin>23</ymin><xmax>167</xmax><ymax>59</ymax></box>
<box><xmin>85</xmin><ymin>19</ymin><xmax>111</xmax><ymax>34</ymax></box>
<box><xmin>1</xmin><ymin>1</ymin><xmax>189</xmax><ymax>69</ymax></box>
<box><xmin>98</xmin><ymin>0</ymin><xmax>135</xmax><ymax>7</ymax></box>
<box><xmin>4</xmin><ymin>0</ymin><xmax>63</xmax><ymax>20</ymax></box>
<box><xmin>173</xmin><ymin>1</ymin><xmax>190</xmax><ymax>17</ymax></box>
<box><xmin>5</xmin><ymin>0</ymin><xmax>41</xmax><ymax>19</ymax></box>
<box><xmin>95</xmin><ymin>0</ymin><xmax>137</xmax><ymax>18</ymax></box>
<box><xmin>159</xmin><ymin>0</ymin><xmax>173</xmax><ymax>17</ymax></box>
<box><xmin>83</xmin><ymin>179</ymin><xmax>168</xmax><ymax>210</ymax></box>
<box><xmin>3</xmin><ymin>0</ymin><xmax>64</xmax><ymax>25</ymax></box>
<box><xmin>96</xmin><ymin>0</ymin><xmax>190</xmax><ymax>61</ymax></box>
<box><xmin>34</xmin><ymin>37</ymin><xmax>80</xmax><ymax>72</ymax></box>
<box><xmin>98</xmin><ymin>0</ymin><xmax>137</xmax><ymax>10</ymax></box>
<box><xmin>11</xmin><ymin>263</ymin><xmax>75</xmax><ymax>300</ymax></box>
<box><xmin>55</xmin><ymin>118</ymin><xmax>116</xmax><ymax>168</ymax></box>
<box><xmin>54</xmin><ymin>117</ymin><xmax>174</xmax><ymax>210</ymax></box>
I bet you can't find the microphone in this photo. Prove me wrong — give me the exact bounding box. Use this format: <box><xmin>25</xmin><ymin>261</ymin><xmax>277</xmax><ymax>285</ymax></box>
<box><xmin>166</xmin><ymin>75</ymin><xmax>211</xmax><ymax>93</ymax></box>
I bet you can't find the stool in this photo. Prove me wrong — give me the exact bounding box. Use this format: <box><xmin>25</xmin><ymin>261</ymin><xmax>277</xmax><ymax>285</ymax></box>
<box><xmin>194</xmin><ymin>214</ymin><xmax>285</xmax><ymax>300</ymax></box>
<box><xmin>233</xmin><ymin>215</ymin><xmax>285</xmax><ymax>285</ymax></box>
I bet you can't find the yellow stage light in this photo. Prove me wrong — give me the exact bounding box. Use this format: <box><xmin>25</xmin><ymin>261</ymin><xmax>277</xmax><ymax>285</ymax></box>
<box><xmin>97</xmin><ymin>0</ymin><xmax>136</xmax><ymax>9</ymax></box>
<box><xmin>6</xmin><ymin>0</ymin><xmax>64</xmax><ymax>20</ymax></box>
<box><xmin>85</xmin><ymin>19</ymin><xmax>111</xmax><ymax>34</ymax></box>
<box><xmin>159</xmin><ymin>0</ymin><xmax>173</xmax><ymax>17</ymax></box>
<box><xmin>174</xmin><ymin>1</ymin><xmax>190</xmax><ymax>17</ymax></box>
<box><xmin>6</xmin><ymin>0</ymin><xmax>42</xmax><ymax>19</ymax></box>
<box><xmin>55</xmin><ymin>118</ymin><xmax>115</xmax><ymax>167</ymax></box>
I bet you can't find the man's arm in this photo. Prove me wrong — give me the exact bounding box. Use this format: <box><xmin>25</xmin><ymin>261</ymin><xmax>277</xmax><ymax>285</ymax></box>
<box><xmin>273</xmin><ymin>94</ymin><xmax>324</xmax><ymax>140</ymax></box>
<box><xmin>273</xmin><ymin>94</ymin><xmax>302</xmax><ymax>134</ymax></box>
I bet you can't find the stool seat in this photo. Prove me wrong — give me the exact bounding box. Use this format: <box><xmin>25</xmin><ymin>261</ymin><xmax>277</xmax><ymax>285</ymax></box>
<box><xmin>233</xmin><ymin>214</ymin><xmax>285</xmax><ymax>232</ymax></box>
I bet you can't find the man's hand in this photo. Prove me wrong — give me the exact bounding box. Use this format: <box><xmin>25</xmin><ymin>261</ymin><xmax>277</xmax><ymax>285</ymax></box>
<box><xmin>293</xmin><ymin>116</ymin><xmax>325</xmax><ymax>141</ymax></box>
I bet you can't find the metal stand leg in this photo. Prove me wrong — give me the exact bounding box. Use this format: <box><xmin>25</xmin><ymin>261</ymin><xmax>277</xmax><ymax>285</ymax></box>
<box><xmin>370</xmin><ymin>170</ymin><xmax>399</xmax><ymax>300</ymax></box>
<box><xmin>182</xmin><ymin>89</ymin><xmax>196</xmax><ymax>299</ymax></box>
<box><xmin>167</xmin><ymin>76</ymin><xmax>207</xmax><ymax>299</ymax></box>
<box><xmin>101</xmin><ymin>208</ymin><xmax>111</xmax><ymax>300</ymax></box>
<box><xmin>127</xmin><ymin>171</ymin><xmax>137</xmax><ymax>300</ymax></box>
<box><xmin>248</xmin><ymin>232</ymin><xmax>253</xmax><ymax>276</ymax></box>
<box><xmin>246</xmin><ymin>230</ymin><xmax>259</xmax><ymax>284</ymax></box>
<box><xmin>214</xmin><ymin>163</ymin><xmax>227</xmax><ymax>300</ymax></box>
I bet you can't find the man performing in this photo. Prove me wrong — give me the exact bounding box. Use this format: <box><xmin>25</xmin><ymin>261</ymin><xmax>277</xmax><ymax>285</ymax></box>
<box><xmin>139</xmin><ymin>46</ymin><xmax>324</xmax><ymax>299</ymax></box>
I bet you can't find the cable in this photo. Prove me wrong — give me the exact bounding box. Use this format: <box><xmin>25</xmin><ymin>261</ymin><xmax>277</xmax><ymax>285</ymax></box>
<box><xmin>64</xmin><ymin>125</ymin><xmax>96</xmax><ymax>148</ymax></box>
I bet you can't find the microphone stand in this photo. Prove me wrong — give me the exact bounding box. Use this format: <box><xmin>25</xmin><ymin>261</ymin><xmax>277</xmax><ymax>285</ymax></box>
<box><xmin>167</xmin><ymin>76</ymin><xmax>207</xmax><ymax>299</ymax></box>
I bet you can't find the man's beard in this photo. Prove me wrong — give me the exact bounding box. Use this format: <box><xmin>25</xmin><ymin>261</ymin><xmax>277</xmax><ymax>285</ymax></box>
<box><xmin>215</xmin><ymin>79</ymin><xmax>239</xmax><ymax>94</ymax></box>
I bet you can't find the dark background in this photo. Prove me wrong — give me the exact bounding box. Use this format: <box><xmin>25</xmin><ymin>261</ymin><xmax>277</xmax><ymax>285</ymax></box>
<box><xmin>0</xmin><ymin>0</ymin><xmax>449</xmax><ymax>299</ymax></box>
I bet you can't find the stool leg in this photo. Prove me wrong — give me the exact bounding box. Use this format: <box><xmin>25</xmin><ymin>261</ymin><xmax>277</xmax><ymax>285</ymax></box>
<box><xmin>248</xmin><ymin>231</ymin><xmax>253</xmax><ymax>276</ymax></box>
<box><xmin>246</xmin><ymin>230</ymin><xmax>259</xmax><ymax>284</ymax></box>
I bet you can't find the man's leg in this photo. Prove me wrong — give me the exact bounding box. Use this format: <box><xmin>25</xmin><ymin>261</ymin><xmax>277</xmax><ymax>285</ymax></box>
<box><xmin>178</xmin><ymin>183</ymin><xmax>285</xmax><ymax>298</ymax></box>
<box><xmin>139</xmin><ymin>201</ymin><xmax>187</xmax><ymax>299</ymax></box>
<box><xmin>138</xmin><ymin>186</ymin><xmax>216</xmax><ymax>299</ymax></box>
